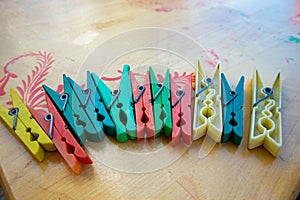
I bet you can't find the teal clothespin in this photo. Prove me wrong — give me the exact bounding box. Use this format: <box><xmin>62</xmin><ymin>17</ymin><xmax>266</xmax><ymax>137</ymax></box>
<box><xmin>43</xmin><ymin>74</ymin><xmax>103</xmax><ymax>145</ymax></box>
<box><xmin>87</xmin><ymin>71</ymin><xmax>115</xmax><ymax>136</ymax></box>
<box><xmin>149</xmin><ymin>67</ymin><xmax>172</xmax><ymax>137</ymax></box>
<box><xmin>221</xmin><ymin>73</ymin><xmax>244</xmax><ymax>145</ymax></box>
<box><xmin>91</xmin><ymin>64</ymin><xmax>136</xmax><ymax>142</ymax></box>
<box><xmin>65</xmin><ymin>72</ymin><xmax>115</xmax><ymax>140</ymax></box>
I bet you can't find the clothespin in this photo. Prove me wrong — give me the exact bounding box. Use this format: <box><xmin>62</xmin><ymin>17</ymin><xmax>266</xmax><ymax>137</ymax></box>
<box><xmin>221</xmin><ymin>73</ymin><xmax>245</xmax><ymax>145</ymax></box>
<box><xmin>0</xmin><ymin>88</ymin><xmax>56</xmax><ymax>161</ymax></box>
<box><xmin>193</xmin><ymin>61</ymin><xmax>222</xmax><ymax>158</ymax></box>
<box><xmin>91</xmin><ymin>65</ymin><xmax>136</xmax><ymax>142</ymax></box>
<box><xmin>130</xmin><ymin>70</ymin><xmax>155</xmax><ymax>140</ymax></box>
<box><xmin>66</xmin><ymin>72</ymin><xmax>115</xmax><ymax>138</ymax></box>
<box><xmin>248</xmin><ymin>70</ymin><xmax>282</xmax><ymax>157</ymax></box>
<box><xmin>149</xmin><ymin>67</ymin><xmax>172</xmax><ymax>137</ymax></box>
<box><xmin>193</xmin><ymin>61</ymin><xmax>222</xmax><ymax>141</ymax></box>
<box><xmin>170</xmin><ymin>74</ymin><xmax>192</xmax><ymax>145</ymax></box>
<box><xmin>31</xmin><ymin>93</ymin><xmax>93</xmax><ymax>174</ymax></box>
<box><xmin>43</xmin><ymin>75</ymin><xmax>102</xmax><ymax>145</ymax></box>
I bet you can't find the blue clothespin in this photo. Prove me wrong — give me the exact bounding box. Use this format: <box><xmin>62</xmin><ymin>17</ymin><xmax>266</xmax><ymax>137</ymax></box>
<box><xmin>91</xmin><ymin>65</ymin><xmax>136</xmax><ymax>142</ymax></box>
<box><xmin>66</xmin><ymin>72</ymin><xmax>115</xmax><ymax>137</ymax></box>
<box><xmin>221</xmin><ymin>73</ymin><xmax>244</xmax><ymax>145</ymax></box>
<box><xmin>43</xmin><ymin>75</ymin><xmax>103</xmax><ymax>145</ymax></box>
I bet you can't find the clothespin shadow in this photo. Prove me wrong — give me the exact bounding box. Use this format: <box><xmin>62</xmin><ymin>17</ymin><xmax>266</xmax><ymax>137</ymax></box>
<box><xmin>221</xmin><ymin>73</ymin><xmax>245</xmax><ymax>145</ymax></box>
<box><xmin>0</xmin><ymin>88</ymin><xmax>56</xmax><ymax>161</ymax></box>
<box><xmin>249</xmin><ymin>70</ymin><xmax>281</xmax><ymax>157</ymax></box>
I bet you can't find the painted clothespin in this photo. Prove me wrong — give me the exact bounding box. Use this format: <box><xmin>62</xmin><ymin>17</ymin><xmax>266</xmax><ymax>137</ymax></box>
<box><xmin>0</xmin><ymin>88</ymin><xmax>56</xmax><ymax>161</ymax></box>
<box><xmin>149</xmin><ymin>67</ymin><xmax>172</xmax><ymax>137</ymax></box>
<box><xmin>130</xmin><ymin>70</ymin><xmax>155</xmax><ymax>140</ymax></box>
<box><xmin>170</xmin><ymin>74</ymin><xmax>192</xmax><ymax>145</ymax></box>
<box><xmin>193</xmin><ymin>61</ymin><xmax>222</xmax><ymax>158</ymax></box>
<box><xmin>91</xmin><ymin>65</ymin><xmax>136</xmax><ymax>142</ymax></box>
<box><xmin>43</xmin><ymin>75</ymin><xmax>101</xmax><ymax>145</ymax></box>
<box><xmin>248</xmin><ymin>70</ymin><xmax>282</xmax><ymax>157</ymax></box>
<box><xmin>66</xmin><ymin>72</ymin><xmax>115</xmax><ymax>137</ymax></box>
<box><xmin>31</xmin><ymin>93</ymin><xmax>93</xmax><ymax>174</ymax></box>
<box><xmin>221</xmin><ymin>73</ymin><xmax>245</xmax><ymax>145</ymax></box>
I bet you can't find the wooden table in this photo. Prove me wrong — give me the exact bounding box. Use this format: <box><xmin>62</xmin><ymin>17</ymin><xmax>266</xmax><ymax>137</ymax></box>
<box><xmin>1</xmin><ymin>0</ymin><xmax>300</xmax><ymax>199</ymax></box>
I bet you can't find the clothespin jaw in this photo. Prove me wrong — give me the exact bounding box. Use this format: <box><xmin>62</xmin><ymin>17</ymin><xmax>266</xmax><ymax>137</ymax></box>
<box><xmin>0</xmin><ymin>88</ymin><xmax>55</xmax><ymax>162</ymax></box>
<box><xmin>193</xmin><ymin>61</ymin><xmax>222</xmax><ymax>142</ymax></box>
<box><xmin>63</xmin><ymin>74</ymin><xmax>103</xmax><ymax>142</ymax></box>
<box><xmin>149</xmin><ymin>67</ymin><xmax>172</xmax><ymax>137</ymax></box>
<box><xmin>221</xmin><ymin>73</ymin><xmax>245</xmax><ymax>145</ymax></box>
<box><xmin>42</xmin><ymin>84</ymin><xmax>86</xmax><ymax>145</ymax></box>
<box><xmin>170</xmin><ymin>74</ymin><xmax>192</xmax><ymax>146</ymax></box>
<box><xmin>249</xmin><ymin>70</ymin><xmax>282</xmax><ymax>157</ymax></box>
<box><xmin>92</xmin><ymin>65</ymin><xmax>136</xmax><ymax>142</ymax></box>
<box><xmin>87</xmin><ymin>71</ymin><xmax>115</xmax><ymax>136</ymax></box>
<box><xmin>130</xmin><ymin>70</ymin><xmax>155</xmax><ymax>140</ymax></box>
<box><xmin>32</xmin><ymin>92</ymin><xmax>92</xmax><ymax>174</ymax></box>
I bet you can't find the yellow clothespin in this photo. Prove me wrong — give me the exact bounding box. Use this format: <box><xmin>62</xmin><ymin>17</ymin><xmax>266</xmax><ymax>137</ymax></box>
<box><xmin>193</xmin><ymin>61</ymin><xmax>222</xmax><ymax>158</ymax></box>
<box><xmin>248</xmin><ymin>70</ymin><xmax>282</xmax><ymax>157</ymax></box>
<box><xmin>0</xmin><ymin>88</ymin><xmax>56</xmax><ymax>161</ymax></box>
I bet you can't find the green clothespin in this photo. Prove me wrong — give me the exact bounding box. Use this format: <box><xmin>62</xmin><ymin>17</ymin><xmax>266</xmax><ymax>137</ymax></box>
<box><xmin>91</xmin><ymin>65</ymin><xmax>136</xmax><ymax>142</ymax></box>
<box><xmin>149</xmin><ymin>67</ymin><xmax>172</xmax><ymax>137</ymax></box>
<box><xmin>221</xmin><ymin>73</ymin><xmax>244</xmax><ymax>145</ymax></box>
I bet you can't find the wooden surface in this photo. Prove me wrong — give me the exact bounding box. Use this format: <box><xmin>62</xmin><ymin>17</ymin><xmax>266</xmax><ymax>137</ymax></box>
<box><xmin>1</xmin><ymin>0</ymin><xmax>300</xmax><ymax>199</ymax></box>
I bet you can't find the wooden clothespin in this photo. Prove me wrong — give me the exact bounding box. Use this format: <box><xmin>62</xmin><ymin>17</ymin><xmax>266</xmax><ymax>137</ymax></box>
<box><xmin>193</xmin><ymin>61</ymin><xmax>222</xmax><ymax>158</ymax></box>
<box><xmin>42</xmin><ymin>74</ymin><xmax>102</xmax><ymax>145</ymax></box>
<box><xmin>170</xmin><ymin>74</ymin><xmax>192</xmax><ymax>145</ymax></box>
<box><xmin>149</xmin><ymin>67</ymin><xmax>172</xmax><ymax>137</ymax></box>
<box><xmin>31</xmin><ymin>93</ymin><xmax>93</xmax><ymax>174</ymax></box>
<box><xmin>130</xmin><ymin>70</ymin><xmax>155</xmax><ymax>140</ymax></box>
<box><xmin>91</xmin><ymin>65</ymin><xmax>136</xmax><ymax>142</ymax></box>
<box><xmin>0</xmin><ymin>88</ymin><xmax>56</xmax><ymax>161</ymax></box>
<box><xmin>249</xmin><ymin>70</ymin><xmax>282</xmax><ymax>157</ymax></box>
<box><xmin>221</xmin><ymin>73</ymin><xmax>245</xmax><ymax>145</ymax></box>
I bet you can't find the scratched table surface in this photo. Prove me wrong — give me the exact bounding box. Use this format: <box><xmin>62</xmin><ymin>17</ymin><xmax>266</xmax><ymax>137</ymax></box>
<box><xmin>1</xmin><ymin>0</ymin><xmax>300</xmax><ymax>199</ymax></box>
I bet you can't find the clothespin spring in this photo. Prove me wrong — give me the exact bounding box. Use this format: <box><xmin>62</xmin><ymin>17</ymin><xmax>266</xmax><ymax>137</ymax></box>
<box><xmin>225</xmin><ymin>90</ymin><xmax>238</xmax><ymax>106</ymax></box>
<box><xmin>172</xmin><ymin>90</ymin><xmax>185</xmax><ymax>108</ymax></box>
<box><xmin>8</xmin><ymin>108</ymin><xmax>19</xmax><ymax>130</ymax></box>
<box><xmin>152</xmin><ymin>83</ymin><xmax>164</xmax><ymax>101</ymax></box>
<box><xmin>195</xmin><ymin>77</ymin><xmax>214</xmax><ymax>97</ymax></box>
<box><xmin>82</xmin><ymin>88</ymin><xmax>91</xmax><ymax>107</ymax></box>
<box><xmin>108</xmin><ymin>89</ymin><xmax>120</xmax><ymax>110</ymax></box>
<box><xmin>44</xmin><ymin>113</ymin><xmax>54</xmax><ymax>139</ymax></box>
<box><xmin>134</xmin><ymin>86</ymin><xmax>145</xmax><ymax>103</ymax></box>
<box><xmin>253</xmin><ymin>87</ymin><xmax>273</xmax><ymax>107</ymax></box>
<box><xmin>60</xmin><ymin>94</ymin><xmax>69</xmax><ymax>111</ymax></box>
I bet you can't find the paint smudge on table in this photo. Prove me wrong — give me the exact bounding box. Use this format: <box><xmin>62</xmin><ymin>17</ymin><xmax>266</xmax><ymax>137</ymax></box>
<box><xmin>285</xmin><ymin>57</ymin><xmax>295</xmax><ymax>64</ymax></box>
<box><xmin>126</xmin><ymin>0</ymin><xmax>207</xmax><ymax>12</ymax></box>
<box><xmin>206</xmin><ymin>49</ymin><xmax>227</xmax><ymax>66</ymax></box>
<box><xmin>290</xmin><ymin>14</ymin><xmax>300</xmax><ymax>25</ymax></box>
<box><xmin>285</xmin><ymin>35</ymin><xmax>300</xmax><ymax>43</ymax></box>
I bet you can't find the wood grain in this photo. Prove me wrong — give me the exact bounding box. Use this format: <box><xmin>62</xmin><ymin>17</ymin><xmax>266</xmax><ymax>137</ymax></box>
<box><xmin>0</xmin><ymin>0</ymin><xmax>299</xmax><ymax>199</ymax></box>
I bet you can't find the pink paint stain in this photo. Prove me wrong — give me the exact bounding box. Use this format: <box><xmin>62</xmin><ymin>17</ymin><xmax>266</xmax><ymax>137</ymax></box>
<box><xmin>285</xmin><ymin>57</ymin><xmax>295</xmax><ymax>64</ymax></box>
<box><xmin>290</xmin><ymin>14</ymin><xmax>300</xmax><ymax>25</ymax></box>
<box><xmin>127</xmin><ymin>0</ymin><xmax>208</xmax><ymax>12</ymax></box>
<box><xmin>207</xmin><ymin>49</ymin><xmax>220</xmax><ymax>66</ymax></box>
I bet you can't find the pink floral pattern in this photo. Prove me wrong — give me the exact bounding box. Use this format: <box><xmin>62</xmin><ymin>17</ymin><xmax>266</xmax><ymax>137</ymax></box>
<box><xmin>0</xmin><ymin>51</ymin><xmax>63</xmax><ymax>112</ymax></box>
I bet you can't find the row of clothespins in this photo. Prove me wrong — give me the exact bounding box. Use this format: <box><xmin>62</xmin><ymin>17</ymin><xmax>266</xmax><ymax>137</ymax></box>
<box><xmin>0</xmin><ymin>62</ymin><xmax>281</xmax><ymax>174</ymax></box>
